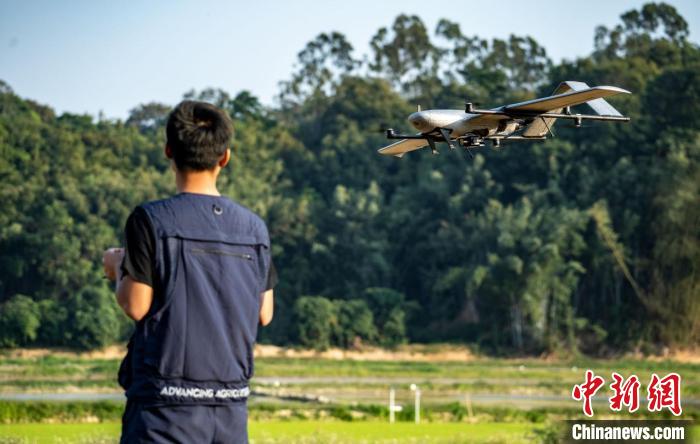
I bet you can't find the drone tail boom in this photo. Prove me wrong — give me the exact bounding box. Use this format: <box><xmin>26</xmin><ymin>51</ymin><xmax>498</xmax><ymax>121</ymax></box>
<box><xmin>517</xmin><ymin>81</ymin><xmax>630</xmax><ymax>137</ymax></box>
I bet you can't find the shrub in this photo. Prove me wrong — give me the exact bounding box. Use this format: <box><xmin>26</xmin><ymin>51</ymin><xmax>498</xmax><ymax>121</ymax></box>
<box><xmin>0</xmin><ymin>294</ymin><xmax>40</xmax><ymax>347</ymax></box>
<box><xmin>64</xmin><ymin>285</ymin><xmax>122</xmax><ymax>350</ymax></box>
<box><xmin>333</xmin><ymin>299</ymin><xmax>377</xmax><ymax>347</ymax></box>
<box><xmin>293</xmin><ymin>296</ymin><xmax>336</xmax><ymax>350</ymax></box>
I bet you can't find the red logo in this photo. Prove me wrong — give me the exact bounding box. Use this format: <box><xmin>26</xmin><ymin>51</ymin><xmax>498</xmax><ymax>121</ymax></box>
<box><xmin>572</xmin><ymin>370</ymin><xmax>605</xmax><ymax>417</ymax></box>
<box><xmin>647</xmin><ymin>372</ymin><xmax>682</xmax><ymax>416</ymax></box>
<box><xmin>609</xmin><ymin>372</ymin><xmax>641</xmax><ymax>413</ymax></box>
<box><xmin>573</xmin><ymin>371</ymin><xmax>682</xmax><ymax>417</ymax></box>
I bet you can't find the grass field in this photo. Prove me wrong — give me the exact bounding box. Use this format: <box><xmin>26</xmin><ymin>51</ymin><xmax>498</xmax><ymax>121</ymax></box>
<box><xmin>1</xmin><ymin>349</ymin><xmax>698</xmax><ymax>442</ymax></box>
<box><xmin>0</xmin><ymin>421</ymin><xmax>540</xmax><ymax>444</ymax></box>
<box><xmin>2</xmin><ymin>353</ymin><xmax>698</xmax><ymax>399</ymax></box>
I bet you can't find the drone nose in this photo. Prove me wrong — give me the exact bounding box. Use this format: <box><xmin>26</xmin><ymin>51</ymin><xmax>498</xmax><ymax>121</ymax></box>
<box><xmin>408</xmin><ymin>112</ymin><xmax>429</xmax><ymax>131</ymax></box>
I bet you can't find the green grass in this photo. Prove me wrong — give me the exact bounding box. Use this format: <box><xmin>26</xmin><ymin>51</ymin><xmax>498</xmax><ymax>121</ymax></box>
<box><xmin>1</xmin><ymin>400</ymin><xmax>693</xmax><ymax>425</ymax></box>
<box><xmin>0</xmin><ymin>421</ymin><xmax>538</xmax><ymax>444</ymax></box>
<box><xmin>249</xmin><ymin>421</ymin><xmax>537</xmax><ymax>443</ymax></box>
<box><xmin>2</xmin><ymin>355</ymin><xmax>698</xmax><ymax>397</ymax></box>
<box><xmin>0</xmin><ymin>423</ymin><xmax>120</xmax><ymax>444</ymax></box>
<box><xmin>5</xmin><ymin>421</ymin><xmax>698</xmax><ymax>444</ymax></box>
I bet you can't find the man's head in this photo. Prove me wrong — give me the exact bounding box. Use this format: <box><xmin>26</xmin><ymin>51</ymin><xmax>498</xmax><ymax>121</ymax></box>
<box><xmin>165</xmin><ymin>100</ymin><xmax>233</xmax><ymax>171</ymax></box>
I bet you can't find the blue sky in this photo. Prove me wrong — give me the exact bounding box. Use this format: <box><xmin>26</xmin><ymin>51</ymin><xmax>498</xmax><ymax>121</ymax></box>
<box><xmin>1</xmin><ymin>0</ymin><xmax>698</xmax><ymax>119</ymax></box>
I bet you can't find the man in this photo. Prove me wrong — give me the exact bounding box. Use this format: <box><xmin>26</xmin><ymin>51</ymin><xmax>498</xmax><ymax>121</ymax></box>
<box><xmin>102</xmin><ymin>100</ymin><xmax>275</xmax><ymax>443</ymax></box>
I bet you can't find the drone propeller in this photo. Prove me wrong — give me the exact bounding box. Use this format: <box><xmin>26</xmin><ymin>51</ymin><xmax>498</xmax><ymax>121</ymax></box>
<box><xmin>574</xmin><ymin>116</ymin><xmax>598</xmax><ymax>129</ymax></box>
<box><xmin>374</xmin><ymin>122</ymin><xmax>390</xmax><ymax>134</ymax></box>
<box><xmin>464</xmin><ymin>101</ymin><xmax>481</xmax><ymax>113</ymax></box>
<box><xmin>561</xmin><ymin>108</ymin><xmax>593</xmax><ymax>128</ymax></box>
<box><xmin>566</xmin><ymin>122</ymin><xmax>596</xmax><ymax>129</ymax></box>
<box><xmin>563</xmin><ymin>115</ymin><xmax>597</xmax><ymax>129</ymax></box>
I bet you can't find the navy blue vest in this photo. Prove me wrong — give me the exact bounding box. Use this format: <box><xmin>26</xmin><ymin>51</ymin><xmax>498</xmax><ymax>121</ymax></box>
<box><xmin>118</xmin><ymin>193</ymin><xmax>270</xmax><ymax>405</ymax></box>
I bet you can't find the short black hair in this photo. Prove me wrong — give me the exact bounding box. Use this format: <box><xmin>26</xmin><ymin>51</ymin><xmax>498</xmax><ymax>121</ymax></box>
<box><xmin>165</xmin><ymin>100</ymin><xmax>233</xmax><ymax>171</ymax></box>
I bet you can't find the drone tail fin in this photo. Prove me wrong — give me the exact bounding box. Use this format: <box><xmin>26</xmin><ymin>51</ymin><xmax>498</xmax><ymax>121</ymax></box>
<box><xmin>558</xmin><ymin>81</ymin><xmax>625</xmax><ymax>117</ymax></box>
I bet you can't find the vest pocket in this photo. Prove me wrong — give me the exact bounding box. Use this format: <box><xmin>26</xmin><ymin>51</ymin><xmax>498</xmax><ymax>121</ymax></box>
<box><xmin>190</xmin><ymin>247</ymin><xmax>253</xmax><ymax>261</ymax></box>
<box><xmin>145</xmin><ymin>236</ymin><xmax>262</xmax><ymax>383</ymax></box>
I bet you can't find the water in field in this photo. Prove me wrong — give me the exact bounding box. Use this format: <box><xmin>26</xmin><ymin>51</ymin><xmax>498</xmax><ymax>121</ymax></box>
<box><xmin>1</xmin><ymin>356</ymin><xmax>699</xmax><ymax>408</ymax></box>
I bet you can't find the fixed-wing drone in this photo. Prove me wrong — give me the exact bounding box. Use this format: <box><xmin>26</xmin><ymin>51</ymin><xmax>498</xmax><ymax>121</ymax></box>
<box><xmin>377</xmin><ymin>81</ymin><xmax>631</xmax><ymax>157</ymax></box>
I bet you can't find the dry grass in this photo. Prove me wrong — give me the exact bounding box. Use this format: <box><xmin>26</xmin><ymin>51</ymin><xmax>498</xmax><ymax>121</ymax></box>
<box><xmin>254</xmin><ymin>344</ymin><xmax>477</xmax><ymax>362</ymax></box>
<box><xmin>3</xmin><ymin>344</ymin><xmax>700</xmax><ymax>364</ymax></box>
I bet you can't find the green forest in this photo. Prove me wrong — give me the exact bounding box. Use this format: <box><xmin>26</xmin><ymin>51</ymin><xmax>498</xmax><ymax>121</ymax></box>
<box><xmin>0</xmin><ymin>3</ymin><xmax>698</xmax><ymax>355</ymax></box>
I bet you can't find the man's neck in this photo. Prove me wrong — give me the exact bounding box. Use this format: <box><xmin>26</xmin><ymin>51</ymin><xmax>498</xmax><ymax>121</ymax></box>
<box><xmin>175</xmin><ymin>170</ymin><xmax>221</xmax><ymax>196</ymax></box>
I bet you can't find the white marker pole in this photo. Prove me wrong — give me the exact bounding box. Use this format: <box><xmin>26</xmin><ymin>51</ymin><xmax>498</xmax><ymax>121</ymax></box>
<box><xmin>410</xmin><ymin>383</ymin><xmax>420</xmax><ymax>424</ymax></box>
<box><xmin>465</xmin><ymin>393</ymin><xmax>474</xmax><ymax>419</ymax></box>
<box><xmin>415</xmin><ymin>388</ymin><xmax>421</xmax><ymax>424</ymax></box>
<box><xmin>389</xmin><ymin>387</ymin><xmax>395</xmax><ymax>424</ymax></box>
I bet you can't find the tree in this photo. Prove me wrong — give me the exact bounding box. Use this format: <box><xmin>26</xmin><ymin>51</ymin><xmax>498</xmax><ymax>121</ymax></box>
<box><xmin>0</xmin><ymin>3</ymin><xmax>698</xmax><ymax>354</ymax></box>
<box><xmin>64</xmin><ymin>285</ymin><xmax>124</xmax><ymax>350</ymax></box>
<box><xmin>645</xmin><ymin>64</ymin><xmax>700</xmax><ymax>131</ymax></box>
<box><xmin>333</xmin><ymin>299</ymin><xmax>377</xmax><ymax>348</ymax></box>
<box><xmin>293</xmin><ymin>296</ymin><xmax>337</xmax><ymax>350</ymax></box>
<box><xmin>280</xmin><ymin>32</ymin><xmax>359</xmax><ymax>105</ymax></box>
<box><xmin>369</xmin><ymin>14</ymin><xmax>440</xmax><ymax>98</ymax></box>
<box><xmin>594</xmin><ymin>2</ymin><xmax>690</xmax><ymax>65</ymax></box>
<box><xmin>126</xmin><ymin>102</ymin><xmax>170</xmax><ymax>133</ymax></box>
<box><xmin>35</xmin><ymin>299</ymin><xmax>69</xmax><ymax>346</ymax></box>
<box><xmin>0</xmin><ymin>294</ymin><xmax>40</xmax><ymax>347</ymax></box>
<box><xmin>364</xmin><ymin>288</ymin><xmax>409</xmax><ymax>346</ymax></box>
<box><xmin>381</xmin><ymin>308</ymin><xmax>407</xmax><ymax>347</ymax></box>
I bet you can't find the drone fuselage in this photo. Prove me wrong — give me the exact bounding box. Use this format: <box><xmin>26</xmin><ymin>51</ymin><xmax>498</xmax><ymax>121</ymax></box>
<box><xmin>408</xmin><ymin>109</ymin><xmax>517</xmax><ymax>138</ymax></box>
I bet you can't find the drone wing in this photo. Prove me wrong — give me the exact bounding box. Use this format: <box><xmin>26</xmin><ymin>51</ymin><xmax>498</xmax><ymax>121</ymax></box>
<box><xmin>377</xmin><ymin>137</ymin><xmax>428</xmax><ymax>157</ymax></box>
<box><xmin>504</xmin><ymin>85</ymin><xmax>630</xmax><ymax>114</ymax></box>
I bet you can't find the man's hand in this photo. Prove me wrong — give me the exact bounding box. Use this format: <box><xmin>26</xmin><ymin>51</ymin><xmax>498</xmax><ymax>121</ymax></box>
<box><xmin>102</xmin><ymin>247</ymin><xmax>125</xmax><ymax>281</ymax></box>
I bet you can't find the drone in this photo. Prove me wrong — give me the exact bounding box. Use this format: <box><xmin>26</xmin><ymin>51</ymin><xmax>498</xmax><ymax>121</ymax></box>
<box><xmin>377</xmin><ymin>81</ymin><xmax>631</xmax><ymax>157</ymax></box>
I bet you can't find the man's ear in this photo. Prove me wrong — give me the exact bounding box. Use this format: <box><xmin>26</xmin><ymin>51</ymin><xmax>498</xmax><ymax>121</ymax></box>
<box><xmin>219</xmin><ymin>148</ymin><xmax>231</xmax><ymax>168</ymax></box>
<box><xmin>164</xmin><ymin>144</ymin><xmax>173</xmax><ymax>159</ymax></box>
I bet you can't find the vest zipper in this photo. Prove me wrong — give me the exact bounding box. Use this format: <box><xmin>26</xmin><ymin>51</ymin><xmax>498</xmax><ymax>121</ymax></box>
<box><xmin>190</xmin><ymin>248</ymin><xmax>253</xmax><ymax>260</ymax></box>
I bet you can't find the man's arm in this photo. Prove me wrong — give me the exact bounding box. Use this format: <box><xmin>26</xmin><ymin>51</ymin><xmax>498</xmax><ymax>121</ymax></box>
<box><xmin>116</xmin><ymin>275</ymin><xmax>154</xmax><ymax>321</ymax></box>
<box><xmin>259</xmin><ymin>289</ymin><xmax>274</xmax><ymax>326</ymax></box>
<box><xmin>259</xmin><ymin>258</ymin><xmax>277</xmax><ymax>326</ymax></box>
<box><xmin>103</xmin><ymin>248</ymin><xmax>153</xmax><ymax>321</ymax></box>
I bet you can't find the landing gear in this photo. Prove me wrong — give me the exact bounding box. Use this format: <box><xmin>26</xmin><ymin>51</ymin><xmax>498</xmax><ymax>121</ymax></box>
<box><xmin>427</xmin><ymin>137</ymin><xmax>439</xmax><ymax>155</ymax></box>
<box><xmin>438</xmin><ymin>128</ymin><xmax>455</xmax><ymax>150</ymax></box>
